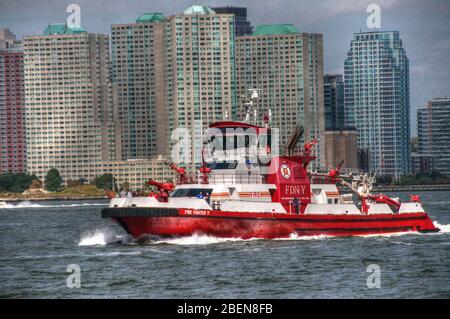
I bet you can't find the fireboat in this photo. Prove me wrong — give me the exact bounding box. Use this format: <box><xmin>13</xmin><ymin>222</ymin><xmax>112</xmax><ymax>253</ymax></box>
<box><xmin>102</xmin><ymin>89</ymin><xmax>439</xmax><ymax>240</ymax></box>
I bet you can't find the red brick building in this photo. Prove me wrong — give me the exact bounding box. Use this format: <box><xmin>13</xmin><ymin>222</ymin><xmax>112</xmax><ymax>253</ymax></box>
<box><xmin>0</xmin><ymin>50</ymin><xmax>25</xmax><ymax>174</ymax></box>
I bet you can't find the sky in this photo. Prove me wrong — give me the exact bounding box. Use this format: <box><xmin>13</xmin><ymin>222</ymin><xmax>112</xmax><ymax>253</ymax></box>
<box><xmin>1</xmin><ymin>0</ymin><xmax>449</xmax><ymax>136</ymax></box>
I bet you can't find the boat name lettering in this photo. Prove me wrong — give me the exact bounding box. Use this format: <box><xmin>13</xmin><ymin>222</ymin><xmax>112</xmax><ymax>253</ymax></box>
<box><xmin>184</xmin><ymin>209</ymin><xmax>209</xmax><ymax>216</ymax></box>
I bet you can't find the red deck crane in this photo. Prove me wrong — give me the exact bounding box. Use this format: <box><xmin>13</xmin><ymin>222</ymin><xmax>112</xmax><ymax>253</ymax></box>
<box><xmin>146</xmin><ymin>179</ymin><xmax>174</xmax><ymax>202</ymax></box>
<box><xmin>165</xmin><ymin>161</ymin><xmax>190</xmax><ymax>184</ymax></box>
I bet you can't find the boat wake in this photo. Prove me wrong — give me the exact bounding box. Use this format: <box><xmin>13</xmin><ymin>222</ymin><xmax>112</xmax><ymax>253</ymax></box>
<box><xmin>354</xmin><ymin>220</ymin><xmax>450</xmax><ymax>238</ymax></box>
<box><xmin>433</xmin><ymin>221</ymin><xmax>450</xmax><ymax>233</ymax></box>
<box><xmin>79</xmin><ymin>220</ymin><xmax>450</xmax><ymax>247</ymax></box>
<box><xmin>356</xmin><ymin>231</ymin><xmax>420</xmax><ymax>238</ymax></box>
<box><xmin>81</xmin><ymin>232</ymin><xmax>333</xmax><ymax>246</ymax></box>
<box><xmin>78</xmin><ymin>229</ymin><xmax>131</xmax><ymax>246</ymax></box>
<box><xmin>150</xmin><ymin>233</ymin><xmax>258</xmax><ymax>245</ymax></box>
<box><xmin>276</xmin><ymin>233</ymin><xmax>332</xmax><ymax>241</ymax></box>
<box><xmin>143</xmin><ymin>233</ymin><xmax>336</xmax><ymax>245</ymax></box>
<box><xmin>1</xmin><ymin>201</ymin><xmax>107</xmax><ymax>209</ymax></box>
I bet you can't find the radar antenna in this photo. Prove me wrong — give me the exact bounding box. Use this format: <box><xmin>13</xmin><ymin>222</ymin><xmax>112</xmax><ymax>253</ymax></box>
<box><xmin>243</xmin><ymin>88</ymin><xmax>261</xmax><ymax>124</ymax></box>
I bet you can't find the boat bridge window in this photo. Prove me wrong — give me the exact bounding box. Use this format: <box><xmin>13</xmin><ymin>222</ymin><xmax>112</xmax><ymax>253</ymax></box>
<box><xmin>208</xmin><ymin>162</ymin><xmax>238</xmax><ymax>170</ymax></box>
<box><xmin>206</xmin><ymin>128</ymin><xmax>271</xmax><ymax>151</ymax></box>
<box><xmin>208</xmin><ymin>134</ymin><xmax>257</xmax><ymax>150</ymax></box>
<box><xmin>170</xmin><ymin>188</ymin><xmax>213</xmax><ymax>198</ymax></box>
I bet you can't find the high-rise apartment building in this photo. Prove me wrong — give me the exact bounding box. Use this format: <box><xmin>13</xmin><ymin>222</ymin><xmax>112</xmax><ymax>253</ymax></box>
<box><xmin>416</xmin><ymin>106</ymin><xmax>430</xmax><ymax>154</ymax></box>
<box><xmin>324</xmin><ymin>129</ymin><xmax>358</xmax><ymax>170</ymax></box>
<box><xmin>344</xmin><ymin>31</ymin><xmax>410</xmax><ymax>178</ymax></box>
<box><xmin>23</xmin><ymin>23</ymin><xmax>120</xmax><ymax>182</ymax></box>
<box><xmin>323</xmin><ymin>74</ymin><xmax>357</xmax><ymax>169</ymax></box>
<box><xmin>0</xmin><ymin>29</ymin><xmax>25</xmax><ymax>174</ymax></box>
<box><xmin>212</xmin><ymin>6</ymin><xmax>253</xmax><ymax>36</ymax></box>
<box><xmin>236</xmin><ymin>24</ymin><xmax>325</xmax><ymax>167</ymax></box>
<box><xmin>165</xmin><ymin>5</ymin><xmax>237</xmax><ymax>168</ymax></box>
<box><xmin>112</xmin><ymin>13</ymin><xmax>167</xmax><ymax>159</ymax></box>
<box><xmin>324</xmin><ymin>74</ymin><xmax>345</xmax><ymax>130</ymax></box>
<box><xmin>0</xmin><ymin>28</ymin><xmax>22</xmax><ymax>50</ymax></box>
<box><xmin>416</xmin><ymin>97</ymin><xmax>450</xmax><ymax>175</ymax></box>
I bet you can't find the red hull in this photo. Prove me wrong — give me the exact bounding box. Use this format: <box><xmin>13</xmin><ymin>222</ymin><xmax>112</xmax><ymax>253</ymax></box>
<box><xmin>104</xmin><ymin>208</ymin><xmax>439</xmax><ymax>240</ymax></box>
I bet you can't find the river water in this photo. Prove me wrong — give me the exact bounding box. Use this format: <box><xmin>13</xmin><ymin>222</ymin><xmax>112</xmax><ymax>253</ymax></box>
<box><xmin>0</xmin><ymin>191</ymin><xmax>449</xmax><ymax>298</ymax></box>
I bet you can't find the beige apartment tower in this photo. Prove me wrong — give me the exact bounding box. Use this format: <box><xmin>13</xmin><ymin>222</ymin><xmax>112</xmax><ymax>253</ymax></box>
<box><xmin>23</xmin><ymin>24</ymin><xmax>120</xmax><ymax>183</ymax></box>
<box><xmin>111</xmin><ymin>13</ymin><xmax>167</xmax><ymax>159</ymax></box>
<box><xmin>236</xmin><ymin>25</ymin><xmax>325</xmax><ymax>167</ymax></box>
<box><xmin>165</xmin><ymin>5</ymin><xmax>237</xmax><ymax>168</ymax></box>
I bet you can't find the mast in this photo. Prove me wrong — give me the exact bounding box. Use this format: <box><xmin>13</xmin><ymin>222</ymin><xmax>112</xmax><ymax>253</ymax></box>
<box><xmin>243</xmin><ymin>88</ymin><xmax>261</xmax><ymax>124</ymax></box>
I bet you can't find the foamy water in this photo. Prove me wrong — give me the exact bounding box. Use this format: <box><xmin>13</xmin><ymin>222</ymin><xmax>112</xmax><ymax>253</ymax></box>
<box><xmin>78</xmin><ymin>229</ymin><xmax>131</xmax><ymax>246</ymax></box>
<box><xmin>1</xmin><ymin>201</ymin><xmax>106</xmax><ymax>209</ymax></box>
<box><xmin>153</xmin><ymin>233</ymin><xmax>257</xmax><ymax>245</ymax></box>
<box><xmin>276</xmin><ymin>233</ymin><xmax>332</xmax><ymax>241</ymax></box>
<box><xmin>433</xmin><ymin>221</ymin><xmax>450</xmax><ymax>233</ymax></box>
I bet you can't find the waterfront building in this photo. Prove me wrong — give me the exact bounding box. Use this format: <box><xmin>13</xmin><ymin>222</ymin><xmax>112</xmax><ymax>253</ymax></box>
<box><xmin>111</xmin><ymin>13</ymin><xmax>167</xmax><ymax>159</ymax></box>
<box><xmin>97</xmin><ymin>155</ymin><xmax>176</xmax><ymax>191</ymax></box>
<box><xmin>324</xmin><ymin>129</ymin><xmax>358</xmax><ymax>170</ymax></box>
<box><xmin>344</xmin><ymin>31</ymin><xmax>410</xmax><ymax>179</ymax></box>
<box><xmin>236</xmin><ymin>24</ymin><xmax>325</xmax><ymax>167</ymax></box>
<box><xmin>324</xmin><ymin>74</ymin><xmax>345</xmax><ymax>130</ymax></box>
<box><xmin>23</xmin><ymin>23</ymin><xmax>121</xmax><ymax>183</ymax></box>
<box><xmin>0</xmin><ymin>28</ymin><xmax>22</xmax><ymax>50</ymax></box>
<box><xmin>410</xmin><ymin>152</ymin><xmax>433</xmax><ymax>175</ymax></box>
<box><xmin>0</xmin><ymin>29</ymin><xmax>25</xmax><ymax>174</ymax></box>
<box><xmin>165</xmin><ymin>5</ymin><xmax>237</xmax><ymax>168</ymax></box>
<box><xmin>416</xmin><ymin>97</ymin><xmax>450</xmax><ymax>175</ymax></box>
<box><xmin>416</xmin><ymin>106</ymin><xmax>430</xmax><ymax>154</ymax></box>
<box><xmin>212</xmin><ymin>6</ymin><xmax>253</xmax><ymax>36</ymax></box>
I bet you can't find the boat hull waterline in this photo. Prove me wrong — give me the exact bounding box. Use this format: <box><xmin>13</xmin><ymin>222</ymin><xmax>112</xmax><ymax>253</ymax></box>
<box><xmin>102</xmin><ymin>207</ymin><xmax>439</xmax><ymax>240</ymax></box>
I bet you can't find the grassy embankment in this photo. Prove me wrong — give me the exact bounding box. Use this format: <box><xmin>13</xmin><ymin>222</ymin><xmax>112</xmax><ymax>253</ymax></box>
<box><xmin>0</xmin><ymin>185</ymin><xmax>107</xmax><ymax>201</ymax></box>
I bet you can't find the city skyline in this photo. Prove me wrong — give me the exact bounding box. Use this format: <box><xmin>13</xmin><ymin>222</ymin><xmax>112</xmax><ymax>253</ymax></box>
<box><xmin>1</xmin><ymin>0</ymin><xmax>449</xmax><ymax>136</ymax></box>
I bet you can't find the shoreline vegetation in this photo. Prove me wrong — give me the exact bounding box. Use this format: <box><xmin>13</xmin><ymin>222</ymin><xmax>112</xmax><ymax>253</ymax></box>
<box><xmin>0</xmin><ymin>184</ymin><xmax>107</xmax><ymax>202</ymax></box>
<box><xmin>1</xmin><ymin>184</ymin><xmax>449</xmax><ymax>202</ymax></box>
<box><xmin>373</xmin><ymin>184</ymin><xmax>450</xmax><ymax>192</ymax></box>
<box><xmin>0</xmin><ymin>171</ymin><xmax>113</xmax><ymax>202</ymax></box>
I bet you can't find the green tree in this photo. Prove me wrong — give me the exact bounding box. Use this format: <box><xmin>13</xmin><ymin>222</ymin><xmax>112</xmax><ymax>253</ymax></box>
<box><xmin>93</xmin><ymin>173</ymin><xmax>116</xmax><ymax>190</ymax></box>
<box><xmin>430</xmin><ymin>170</ymin><xmax>443</xmax><ymax>180</ymax></box>
<box><xmin>417</xmin><ymin>176</ymin><xmax>433</xmax><ymax>185</ymax></box>
<box><xmin>121</xmin><ymin>181</ymin><xmax>130</xmax><ymax>191</ymax></box>
<box><xmin>399</xmin><ymin>174</ymin><xmax>416</xmax><ymax>186</ymax></box>
<box><xmin>45</xmin><ymin>168</ymin><xmax>63</xmax><ymax>192</ymax></box>
<box><xmin>410</xmin><ymin>137</ymin><xmax>418</xmax><ymax>153</ymax></box>
<box><xmin>0</xmin><ymin>173</ymin><xmax>37</xmax><ymax>193</ymax></box>
<box><xmin>376</xmin><ymin>175</ymin><xmax>393</xmax><ymax>185</ymax></box>
<box><xmin>435</xmin><ymin>176</ymin><xmax>449</xmax><ymax>184</ymax></box>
